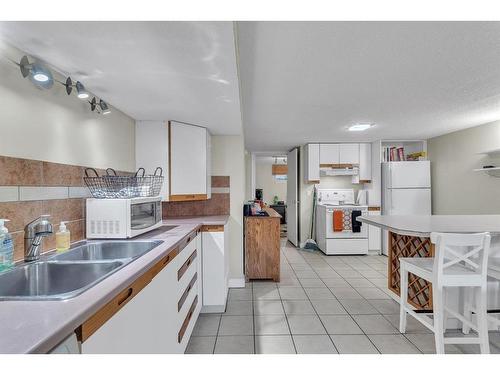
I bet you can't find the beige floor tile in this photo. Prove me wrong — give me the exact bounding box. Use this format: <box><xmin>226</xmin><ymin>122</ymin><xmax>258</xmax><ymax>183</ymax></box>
<box><xmin>255</xmin><ymin>335</ymin><xmax>296</xmax><ymax>354</ymax></box>
<box><xmin>293</xmin><ymin>335</ymin><xmax>338</xmax><ymax>354</ymax></box>
<box><xmin>254</xmin><ymin>315</ymin><xmax>290</xmax><ymax>335</ymax></box>
<box><xmin>185</xmin><ymin>336</ymin><xmax>216</xmax><ymax>354</ymax></box>
<box><xmin>368</xmin><ymin>334</ymin><xmax>420</xmax><ymax>354</ymax></box>
<box><xmin>283</xmin><ymin>300</ymin><xmax>316</xmax><ymax>315</ymax></box>
<box><xmin>254</xmin><ymin>300</ymin><xmax>285</xmax><ymax>315</ymax></box>
<box><xmin>214</xmin><ymin>335</ymin><xmax>254</xmax><ymax>354</ymax></box>
<box><xmin>218</xmin><ymin>315</ymin><xmax>254</xmax><ymax>336</ymax></box>
<box><xmin>287</xmin><ymin>315</ymin><xmax>326</xmax><ymax>335</ymax></box>
<box><xmin>330</xmin><ymin>335</ymin><xmax>379</xmax><ymax>354</ymax></box>
<box><xmin>319</xmin><ymin>315</ymin><xmax>363</xmax><ymax>335</ymax></box>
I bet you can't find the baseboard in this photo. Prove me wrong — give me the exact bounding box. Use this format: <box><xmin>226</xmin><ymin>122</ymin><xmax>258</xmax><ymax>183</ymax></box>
<box><xmin>228</xmin><ymin>277</ymin><xmax>246</xmax><ymax>288</ymax></box>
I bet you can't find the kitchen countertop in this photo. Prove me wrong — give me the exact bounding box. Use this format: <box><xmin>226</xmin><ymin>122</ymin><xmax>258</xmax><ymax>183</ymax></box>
<box><xmin>0</xmin><ymin>215</ymin><xmax>228</xmax><ymax>354</ymax></box>
<box><xmin>358</xmin><ymin>215</ymin><xmax>500</xmax><ymax>237</ymax></box>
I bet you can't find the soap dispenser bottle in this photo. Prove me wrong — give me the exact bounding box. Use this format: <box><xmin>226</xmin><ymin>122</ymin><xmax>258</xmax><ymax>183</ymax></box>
<box><xmin>0</xmin><ymin>219</ymin><xmax>14</xmax><ymax>272</ymax></box>
<box><xmin>56</xmin><ymin>221</ymin><xmax>71</xmax><ymax>252</ymax></box>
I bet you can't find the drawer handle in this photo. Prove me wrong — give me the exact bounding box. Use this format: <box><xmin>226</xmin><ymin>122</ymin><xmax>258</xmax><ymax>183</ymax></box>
<box><xmin>162</xmin><ymin>255</ymin><xmax>170</xmax><ymax>265</ymax></box>
<box><xmin>118</xmin><ymin>288</ymin><xmax>133</xmax><ymax>306</ymax></box>
<box><xmin>187</xmin><ymin>237</ymin><xmax>191</xmax><ymax>243</ymax></box>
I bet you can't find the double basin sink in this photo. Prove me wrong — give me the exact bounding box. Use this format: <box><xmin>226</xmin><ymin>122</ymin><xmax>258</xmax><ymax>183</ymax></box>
<box><xmin>0</xmin><ymin>240</ymin><xmax>164</xmax><ymax>301</ymax></box>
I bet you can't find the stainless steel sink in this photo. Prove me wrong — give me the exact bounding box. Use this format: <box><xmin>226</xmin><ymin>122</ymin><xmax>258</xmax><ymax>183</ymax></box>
<box><xmin>0</xmin><ymin>260</ymin><xmax>125</xmax><ymax>300</ymax></box>
<box><xmin>0</xmin><ymin>240</ymin><xmax>164</xmax><ymax>300</ymax></box>
<box><xmin>50</xmin><ymin>240</ymin><xmax>163</xmax><ymax>262</ymax></box>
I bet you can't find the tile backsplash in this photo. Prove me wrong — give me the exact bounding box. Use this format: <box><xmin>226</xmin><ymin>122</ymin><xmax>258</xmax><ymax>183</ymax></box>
<box><xmin>162</xmin><ymin>176</ymin><xmax>230</xmax><ymax>218</ymax></box>
<box><xmin>0</xmin><ymin>155</ymin><xmax>131</xmax><ymax>261</ymax></box>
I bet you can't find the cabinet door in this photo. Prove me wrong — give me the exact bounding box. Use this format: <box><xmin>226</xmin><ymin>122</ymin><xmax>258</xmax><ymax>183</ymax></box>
<box><xmin>81</xmin><ymin>282</ymin><xmax>157</xmax><ymax>354</ymax></box>
<box><xmin>368</xmin><ymin>210</ymin><xmax>381</xmax><ymax>252</ymax></box>
<box><xmin>169</xmin><ymin>122</ymin><xmax>208</xmax><ymax>199</ymax></box>
<box><xmin>135</xmin><ymin>121</ymin><xmax>169</xmax><ymax>200</ymax></box>
<box><xmin>339</xmin><ymin>143</ymin><xmax>360</xmax><ymax>164</ymax></box>
<box><xmin>304</xmin><ymin>144</ymin><xmax>320</xmax><ymax>183</ymax></box>
<box><xmin>319</xmin><ymin>144</ymin><xmax>339</xmax><ymax>165</ymax></box>
<box><xmin>202</xmin><ymin>230</ymin><xmax>227</xmax><ymax>311</ymax></box>
<box><xmin>359</xmin><ymin>143</ymin><xmax>372</xmax><ymax>182</ymax></box>
<box><xmin>149</xmin><ymin>259</ymin><xmax>179</xmax><ymax>353</ymax></box>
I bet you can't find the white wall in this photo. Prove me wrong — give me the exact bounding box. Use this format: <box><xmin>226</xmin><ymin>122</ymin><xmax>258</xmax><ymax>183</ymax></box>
<box><xmin>244</xmin><ymin>150</ymin><xmax>255</xmax><ymax>201</ymax></box>
<box><xmin>0</xmin><ymin>43</ymin><xmax>135</xmax><ymax>171</ymax></box>
<box><xmin>428</xmin><ymin>120</ymin><xmax>500</xmax><ymax>214</ymax></box>
<box><xmin>255</xmin><ymin>156</ymin><xmax>287</xmax><ymax>204</ymax></box>
<box><xmin>211</xmin><ymin>135</ymin><xmax>246</xmax><ymax>283</ymax></box>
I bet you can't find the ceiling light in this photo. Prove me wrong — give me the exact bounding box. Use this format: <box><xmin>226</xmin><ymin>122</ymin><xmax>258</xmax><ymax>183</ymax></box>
<box><xmin>89</xmin><ymin>97</ymin><xmax>97</xmax><ymax>111</ymax></box>
<box><xmin>348</xmin><ymin>123</ymin><xmax>373</xmax><ymax>132</ymax></box>
<box><xmin>20</xmin><ymin>55</ymin><xmax>54</xmax><ymax>89</ymax></box>
<box><xmin>76</xmin><ymin>81</ymin><xmax>89</xmax><ymax>99</ymax></box>
<box><xmin>64</xmin><ymin>77</ymin><xmax>73</xmax><ymax>95</ymax></box>
<box><xmin>99</xmin><ymin>100</ymin><xmax>111</xmax><ymax>115</ymax></box>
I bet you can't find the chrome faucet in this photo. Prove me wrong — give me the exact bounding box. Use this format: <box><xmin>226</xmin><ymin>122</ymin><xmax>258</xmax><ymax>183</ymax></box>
<box><xmin>24</xmin><ymin>215</ymin><xmax>53</xmax><ymax>262</ymax></box>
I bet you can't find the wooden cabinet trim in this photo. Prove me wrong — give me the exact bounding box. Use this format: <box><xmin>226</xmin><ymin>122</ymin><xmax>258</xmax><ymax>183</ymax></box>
<box><xmin>201</xmin><ymin>225</ymin><xmax>224</xmax><ymax>232</ymax></box>
<box><xmin>179</xmin><ymin>231</ymin><xmax>197</xmax><ymax>252</ymax></box>
<box><xmin>178</xmin><ymin>273</ymin><xmax>198</xmax><ymax>312</ymax></box>
<box><xmin>169</xmin><ymin>194</ymin><xmax>208</xmax><ymax>202</ymax></box>
<box><xmin>178</xmin><ymin>249</ymin><xmax>197</xmax><ymax>281</ymax></box>
<box><xmin>178</xmin><ymin>295</ymin><xmax>198</xmax><ymax>343</ymax></box>
<box><xmin>368</xmin><ymin>206</ymin><xmax>381</xmax><ymax>212</ymax></box>
<box><xmin>77</xmin><ymin>247</ymin><xmax>179</xmax><ymax>342</ymax></box>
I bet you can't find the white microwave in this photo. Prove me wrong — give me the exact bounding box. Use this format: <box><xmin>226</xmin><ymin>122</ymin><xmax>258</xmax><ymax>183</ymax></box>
<box><xmin>86</xmin><ymin>196</ymin><xmax>162</xmax><ymax>239</ymax></box>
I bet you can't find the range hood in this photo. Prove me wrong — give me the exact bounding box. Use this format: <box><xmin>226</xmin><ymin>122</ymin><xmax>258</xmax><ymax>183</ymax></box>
<box><xmin>320</xmin><ymin>166</ymin><xmax>359</xmax><ymax>177</ymax></box>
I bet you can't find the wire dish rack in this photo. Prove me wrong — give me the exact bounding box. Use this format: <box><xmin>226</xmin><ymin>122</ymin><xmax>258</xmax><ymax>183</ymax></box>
<box><xmin>84</xmin><ymin>167</ymin><xmax>163</xmax><ymax>199</ymax></box>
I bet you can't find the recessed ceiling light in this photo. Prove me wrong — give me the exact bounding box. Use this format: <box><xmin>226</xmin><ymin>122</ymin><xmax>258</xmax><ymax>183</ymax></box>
<box><xmin>348</xmin><ymin>123</ymin><xmax>373</xmax><ymax>132</ymax></box>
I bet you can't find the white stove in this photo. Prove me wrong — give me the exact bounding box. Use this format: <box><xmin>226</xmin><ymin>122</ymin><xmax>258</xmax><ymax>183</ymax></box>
<box><xmin>315</xmin><ymin>189</ymin><xmax>368</xmax><ymax>255</ymax></box>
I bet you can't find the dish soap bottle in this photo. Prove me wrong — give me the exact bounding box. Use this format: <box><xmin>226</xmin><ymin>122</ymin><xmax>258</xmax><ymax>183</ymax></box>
<box><xmin>0</xmin><ymin>219</ymin><xmax>14</xmax><ymax>272</ymax></box>
<box><xmin>56</xmin><ymin>221</ymin><xmax>71</xmax><ymax>252</ymax></box>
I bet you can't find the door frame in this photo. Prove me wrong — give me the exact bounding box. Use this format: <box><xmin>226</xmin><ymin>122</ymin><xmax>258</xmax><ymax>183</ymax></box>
<box><xmin>287</xmin><ymin>147</ymin><xmax>300</xmax><ymax>247</ymax></box>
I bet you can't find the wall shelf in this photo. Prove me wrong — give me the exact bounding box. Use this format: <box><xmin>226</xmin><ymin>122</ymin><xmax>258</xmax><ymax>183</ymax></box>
<box><xmin>477</xmin><ymin>148</ymin><xmax>500</xmax><ymax>156</ymax></box>
<box><xmin>473</xmin><ymin>167</ymin><xmax>500</xmax><ymax>178</ymax></box>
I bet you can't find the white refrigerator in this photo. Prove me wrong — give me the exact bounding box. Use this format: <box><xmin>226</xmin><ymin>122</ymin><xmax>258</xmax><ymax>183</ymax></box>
<box><xmin>381</xmin><ymin>161</ymin><xmax>432</xmax><ymax>255</ymax></box>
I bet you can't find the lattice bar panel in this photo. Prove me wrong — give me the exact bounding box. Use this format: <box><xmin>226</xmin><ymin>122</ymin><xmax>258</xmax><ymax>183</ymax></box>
<box><xmin>387</xmin><ymin>232</ymin><xmax>434</xmax><ymax>310</ymax></box>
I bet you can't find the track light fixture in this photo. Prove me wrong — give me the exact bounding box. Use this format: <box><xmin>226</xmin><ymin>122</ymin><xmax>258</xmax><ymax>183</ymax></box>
<box><xmin>75</xmin><ymin>81</ymin><xmax>89</xmax><ymax>99</ymax></box>
<box><xmin>89</xmin><ymin>97</ymin><xmax>111</xmax><ymax>115</ymax></box>
<box><xmin>19</xmin><ymin>55</ymin><xmax>54</xmax><ymax>89</ymax></box>
<box><xmin>99</xmin><ymin>100</ymin><xmax>111</xmax><ymax>115</ymax></box>
<box><xmin>16</xmin><ymin>55</ymin><xmax>110</xmax><ymax>115</ymax></box>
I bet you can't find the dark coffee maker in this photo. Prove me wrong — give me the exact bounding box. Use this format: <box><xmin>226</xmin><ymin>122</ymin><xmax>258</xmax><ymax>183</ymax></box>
<box><xmin>255</xmin><ymin>189</ymin><xmax>263</xmax><ymax>201</ymax></box>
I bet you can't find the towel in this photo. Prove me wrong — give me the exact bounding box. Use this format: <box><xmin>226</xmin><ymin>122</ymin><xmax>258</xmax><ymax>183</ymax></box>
<box><xmin>333</xmin><ymin>210</ymin><xmax>343</xmax><ymax>232</ymax></box>
<box><xmin>351</xmin><ymin>210</ymin><xmax>362</xmax><ymax>233</ymax></box>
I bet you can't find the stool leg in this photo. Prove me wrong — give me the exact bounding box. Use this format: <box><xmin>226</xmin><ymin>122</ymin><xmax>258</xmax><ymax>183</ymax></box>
<box><xmin>477</xmin><ymin>286</ymin><xmax>490</xmax><ymax>354</ymax></box>
<box><xmin>399</xmin><ymin>265</ymin><xmax>408</xmax><ymax>333</ymax></box>
<box><xmin>433</xmin><ymin>285</ymin><xmax>445</xmax><ymax>354</ymax></box>
<box><xmin>463</xmin><ymin>287</ymin><xmax>473</xmax><ymax>335</ymax></box>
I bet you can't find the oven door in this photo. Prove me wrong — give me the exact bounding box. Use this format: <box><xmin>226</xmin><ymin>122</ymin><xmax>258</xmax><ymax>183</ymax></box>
<box><xmin>130</xmin><ymin>200</ymin><xmax>162</xmax><ymax>236</ymax></box>
<box><xmin>325</xmin><ymin>209</ymin><xmax>368</xmax><ymax>239</ymax></box>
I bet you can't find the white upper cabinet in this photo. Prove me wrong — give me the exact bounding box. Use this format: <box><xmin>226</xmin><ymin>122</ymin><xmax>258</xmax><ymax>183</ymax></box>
<box><xmin>304</xmin><ymin>143</ymin><xmax>320</xmax><ymax>183</ymax></box>
<box><xmin>358</xmin><ymin>143</ymin><xmax>372</xmax><ymax>182</ymax></box>
<box><xmin>135</xmin><ymin>121</ymin><xmax>170</xmax><ymax>201</ymax></box>
<box><xmin>339</xmin><ymin>144</ymin><xmax>360</xmax><ymax>165</ymax></box>
<box><xmin>169</xmin><ymin>121</ymin><xmax>211</xmax><ymax>201</ymax></box>
<box><xmin>319</xmin><ymin>144</ymin><xmax>340</xmax><ymax>165</ymax></box>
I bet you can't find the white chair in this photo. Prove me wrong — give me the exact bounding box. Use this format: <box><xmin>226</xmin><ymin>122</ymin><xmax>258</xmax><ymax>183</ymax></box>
<box><xmin>399</xmin><ymin>232</ymin><xmax>491</xmax><ymax>354</ymax></box>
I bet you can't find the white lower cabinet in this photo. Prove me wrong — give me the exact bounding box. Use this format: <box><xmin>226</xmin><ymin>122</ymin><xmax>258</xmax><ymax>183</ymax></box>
<box><xmin>80</xmin><ymin>231</ymin><xmax>202</xmax><ymax>354</ymax></box>
<box><xmin>201</xmin><ymin>224</ymin><xmax>229</xmax><ymax>313</ymax></box>
<box><xmin>81</xmin><ymin>276</ymin><xmax>160</xmax><ymax>354</ymax></box>
<box><xmin>368</xmin><ymin>210</ymin><xmax>381</xmax><ymax>252</ymax></box>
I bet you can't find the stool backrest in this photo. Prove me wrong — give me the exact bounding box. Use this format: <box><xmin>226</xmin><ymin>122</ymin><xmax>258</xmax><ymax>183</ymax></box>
<box><xmin>430</xmin><ymin>232</ymin><xmax>491</xmax><ymax>282</ymax></box>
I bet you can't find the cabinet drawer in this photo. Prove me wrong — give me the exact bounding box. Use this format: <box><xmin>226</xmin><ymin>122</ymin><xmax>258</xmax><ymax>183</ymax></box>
<box><xmin>178</xmin><ymin>273</ymin><xmax>198</xmax><ymax>312</ymax></box>
<box><xmin>178</xmin><ymin>249</ymin><xmax>197</xmax><ymax>281</ymax></box>
<box><xmin>178</xmin><ymin>295</ymin><xmax>198</xmax><ymax>343</ymax></box>
<box><xmin>176</xmin><ymin>231</ymin><xmax>197</xmax><ymax>265</ymax></box>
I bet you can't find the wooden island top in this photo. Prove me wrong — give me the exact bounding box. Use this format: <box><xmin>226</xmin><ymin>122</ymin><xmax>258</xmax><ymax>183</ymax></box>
<box><xmin>244</xmin><ymin>207</ymin><xmax>282</xmax><ymax>282</ymax></box>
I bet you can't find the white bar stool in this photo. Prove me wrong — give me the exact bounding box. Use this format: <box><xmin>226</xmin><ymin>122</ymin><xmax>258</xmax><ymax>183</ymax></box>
<box><xmin>399</xmin><ymin>232</ymin><xmax>491</xmax><ymax>354</ymax></box>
